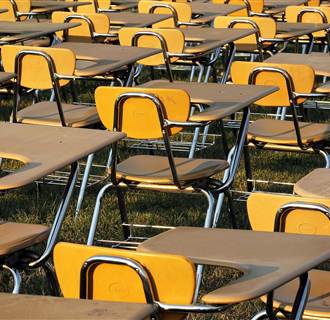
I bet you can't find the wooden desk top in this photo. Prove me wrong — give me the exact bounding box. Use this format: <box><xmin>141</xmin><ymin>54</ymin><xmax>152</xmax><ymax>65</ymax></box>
<box><xmin>54</xmin><ymin>42</ymin><xmax>160</xmax><ymax>77</ymax></box>
<box><xmin>266</xmin><ymin>52</ymin><xmax>330</xmax><ymax>77</ymax></box>
<box><xmin>105</xmin><ymin>12</ymin><xmax>171</xmax><ymax>28</ymax></box>
<box><xmin>0</xmin><ymin>21</ymin><xmax>80</xmax><ymax>44</ymax></box>
<box><xmin>0</xmin><ymin>293</ymin><xmax>157</xmax><ymax>320</ymax></box>
<box><xmin>0</xmin><ymin>122</ymin><xmax>125</xmax><ymax>190</ymax></box>
<box><xmin>139</xmin><ymin>81</ymin><xmax>277</xmax><ymax>121</ymax></box>
<box><xmin>276</xmin><ymin>22</ymin><xmax>330</xmax><ymax>39</ymax></box>
<box><xmin>138</xmin><ymin>227</ymin><xmax>330</xmax><ymax>304</ymax></box>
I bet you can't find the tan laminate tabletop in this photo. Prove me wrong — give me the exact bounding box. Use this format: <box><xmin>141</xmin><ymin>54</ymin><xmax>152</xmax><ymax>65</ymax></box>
<box><xmin>54</xmin><ymin>42</ymin><xmax>160</xmax><ymax>76</ymax></box>
<box><xmin>266</xmin><ymin>52</ymin><xmax>330</xmax><ymax>77</ymax></box>
<box><xmin>0</xmin><ymin>293</ymin><xmax>157</xmax><ymax>320</ymax></box>
<box><xmin>138</xmin><ymin>227</ymin><xmax>330</xmax><ymax>304</ymax></box>
<box><xmin>0</xmin><ymin>21</ymin><xmax>80</xmax><ymax>43</ymax></box>
<box><xmin>182</xmin><ymin>27</ymin><xmax>255</xmax><ymax>42</ymax></box>
<box><xmin>105</xmin><ymin>12</ymin><xmax>171</xmax><ymax>28</ymax></box>
<box><xmin>276</xmin><ymin>22</ymin><xmax>330</xmax><ymax>39</ymax></box>
<box><xmin>181</xmin><ymin>28</ymin><xmax>256</xmax><ymax>56</ymax></box>
<box><xmin>190</xmin><ymin>3</ymin><xmax>245</xmax><ymax>24</ymax></box>
<box><xmin>139</xmin><ymin>81</ymin><xmax>277</xmax><ymax>121</ymax></box>
<box><xmin>0</xmin><ymin>122</ymin><xmax>125</xmax><ymax>190</ymax></box>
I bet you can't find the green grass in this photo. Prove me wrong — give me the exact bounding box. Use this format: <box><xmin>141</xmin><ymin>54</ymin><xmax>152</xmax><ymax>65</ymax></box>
<box><xmin>0</xmin><ymin>68</ymin><xmax>329</xmax><ymax>319</ymax></box>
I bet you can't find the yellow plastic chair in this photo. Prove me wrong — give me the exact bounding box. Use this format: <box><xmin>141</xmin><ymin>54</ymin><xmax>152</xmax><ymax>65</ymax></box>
<box><xmin>247</xmin><ymin>192</ymin><xmax>330</xmax><ymax>320</ymax></box>
<box><xmin>138</xmin><ymin>0</ymin><xmax>199</xmax><ymax>28</ymax></box>
<box><xmin>87</xmin><ymin>86</ymin><xmax>250</xmax><ymax>247</ymax></box>
<box><xmin>54</xmin><ymin>241</ymin><xmax>225</xmax><ymax>319</ymax></box>
<box><xmin>119</xmin><ymin>27</ymin><xmax>185</xmax><ymax>82</ymax></box>
<box><xmin>51</xmin><ymin>11</ymin><xmax>112</xmax><ymax>42</ymax></box>
<box><xmin>286</xmin><ymin>5</ymin><xmax>330</xmax><ymax>50</ymax></box>
<box><xmin>1</xmin><ymin>45</ymin><xmax>99</xmax><ymax>127</ymax></box>
<box><xmin>214</xmin><ymin>15</ymin><xmax>279</xmax><ymax>60</ymax></box>
<box><xmin>231</xmin><ymin>61</ymin><xmax>330</xmax><ymax>189</ymax></box>
<box><xmin>0</xmin><ymin>0</ymin><xmax>42</xmax><ymax>21</ymax></box>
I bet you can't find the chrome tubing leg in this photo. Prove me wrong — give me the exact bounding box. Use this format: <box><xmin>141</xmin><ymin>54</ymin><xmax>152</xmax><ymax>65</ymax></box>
<box><xmin>280</xmin><ymin>107</ymin><xmax>287</xmax><ymax>120</ymax></box>
<box><xmin>75</xmin><ymin>153</ymin><xmax>94</xmax><ymax>218</ymax></box>
<box><xmin>106</xmin><ymin>147</ymin><xmax>113</xmax><ymax>170</ymax></box>
<box><xmin>193</xmin><ymin>264</ymin><xmax>204</xmax><ymax>303</ymax></box>
<box><xmin>189</xmin><ymin>127</ymin><xmax>200</xmax><ymax>158</ymax></box>
<box><xmin>192</xmin><ymin>190</ymin><xmax>215</xmax><ymax>302</ymax></box>
<box><xmin>251</xmin><ymin>310</ymin><xmax>268</xmax><ymax>320</ymax></box>
<box><xmin>212</xmin><ymin>147</ymin><xmax>235</xmax><ymax>228</ymax></box>
<box><xmin>29</xmin><ymin>162</ymin><xmax>79</xmax><ymax>268</ymax></box>
<box><xmin>87</xmin><ymin>182</ymin><xmax>114</xmax><ymax>245</ymax></box>
<box><xmin>2</xmin><ymin>265</ymin><xmax>21</xmax><ymax>294</ymax></box>
<box><xmin>319</xmin><ymin>150</ymin><xmax>330</xmax><ymax>168</ymax></box>
<box><xmin>190</xmin><ymin>66</ymin><xmax>196</xmax><ymax>82</ymax></box>
<box><xmin>221</xmin><ymin>42</ymin><xmax>236</xmax><ymax>84</ymax></box>
<box><xmin>291</xmin><ymin>273</ymin><xmax>311</xmax><ymax>320</ymax></box>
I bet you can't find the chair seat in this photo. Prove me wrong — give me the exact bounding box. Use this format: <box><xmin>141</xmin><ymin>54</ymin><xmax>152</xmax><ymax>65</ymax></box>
<box><xmin>316</xmin><ymin>81</ymin><xmax>330</xmax><ymax>94</ymax></box>
<box><xmin>248</xmin><ymin>119</ymin><xmax>330</xmax><ymax>145</ymax></box>
<box><xmin>117</xmin><ymin>155</ymin><xmax>229</xmax><ymax>184</ymax></box>
<box><xmin>0</xmin><ymin>221</ymin><xmax>49</xmax><ymax>256</ymax></box>
<box><xmin>294</xmin><ymin>168</ymin><xmax>330</xmax><ymax>198</ymax></box>
<box><xmin>261</xmin><ymin>269</ymin><xmax>330</xmax><ymax>319</ymax></box>
<box><xmin>17</xmin><ymin>102</ymin><xmax>99</xmax><ymax>128</ymax></box>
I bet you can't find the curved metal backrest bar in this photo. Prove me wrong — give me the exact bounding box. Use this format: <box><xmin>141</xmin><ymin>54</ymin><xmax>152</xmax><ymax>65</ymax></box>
<box><xmin>80</xmin><ymin>255</ymin><xmax>155</xmax><ymax>304</ymax></box>
<box><xmin>111</xmin><ymin>91</ymin><xmax>181</xmax><ymax>188</ymax></box>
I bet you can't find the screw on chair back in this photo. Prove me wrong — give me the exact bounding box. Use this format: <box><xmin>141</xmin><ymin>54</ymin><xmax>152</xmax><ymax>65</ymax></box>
<box><xmin>95</xmin><ymin>87</ymin><xmax>190</xmax><ymax>139</ymax></box>
<box><xmin>2</xmin><ymin>45</ymin><xmax>75</xmax><ymax>90</ymax></box>
<box><xmin>286</xmin><ymin>5</ymin><xmax>330</xmax><ymax>38</ymax></box>
<box><xmin>231</xmin><ymin>61</ymin><xmax>315</xmax><ymax>107</ymax></box>
<box><xmin>214</xmin><ymin>16</ymin><xmax>276</xmax><ymax>60</ymax></box>
<box><xmin>138</xmin><ymin>0</ymin><xmax>192</xmax><ymax>27</ymax></box>
<box><xmin>247</xmin><ymin>192</ymin><xmax>330</xmax><ymax>234</ymax></box>
<box><xmin>51</xmin><ymin>11</ymin><xmax>110</xmax><ymax>42</ymax></box>
<box><xmin>54</xmin><ymin>242</ymin><xmax>196</xmax><ymax>319</ymax></box>
<box><xmin>0</xmin><ymin>0</ymin><xmax>30</xmax><ymax>21</ymax></box>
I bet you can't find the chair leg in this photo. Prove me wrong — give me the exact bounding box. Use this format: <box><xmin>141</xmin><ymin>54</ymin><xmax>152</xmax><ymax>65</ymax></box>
<box><xmin>319</xmin><ymin>150</ymin><xmax>330</xmax><ymax>168</ymax></box>
<box><xmin>225</xmin><ymin>190</ymin><xmax>237</xmax><ymax>229</ymax></box>
<box><xmin>192</xmin><ymin>190</ymin><xmax>215</xmax><ymax>302</ymax></box>
<box><xmin>75</xmin><ymin>153</ymin><xmax>94</xmax><ymax>218</ymax></box>
<box><xmin>42</xmin><ymin>261</ymin><xmax>61</xmax><ymax>296</ymax></box>
<box><xmin>2</xmin><ymin>265</ymin><xmax>21</xmax><ymax>294</ymax></box>
<box><xmin>251</xmin><ymin>310</ymin><xmax>268</xmax><ymax>320</ymax></box>
<box><xmin>243</xmin><ymin>145</ymin><xmax>253</xmax><ymax>192</ymax></box>
<box><xmin>22</xmin><ymin>250</ymin><xmax>61</xmax><ymax>296</ymax></box>
<box><xmin>87</xmin><ymin>182</ymin><xmax>114</xmax><ymax>245</ymax></box>
<box><xmin>116</xmin><ymin>187</ymin><xmax>130</xmax><ymax>240</ymax></box>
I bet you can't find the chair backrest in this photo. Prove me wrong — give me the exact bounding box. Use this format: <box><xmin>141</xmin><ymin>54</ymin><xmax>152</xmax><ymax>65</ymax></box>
<box><xmin>138</xmin><ymin>0</ymin><xmax>192</xmax><ymax>27</ymax></box>
<box><xmin>212</xmin><ymin>0</ymin><xmax>264</xmax><ymax>14</ymax></box>
<box><xmin>95</xmin><ymin>87</ymin><xmax>191</xmax><ymax>139</ymax></box>
<box><xmin>308</xmin><ymin>0</ymin><xmax>321</xmax><ymax>6</ymax></box>
<box><xmin>247</xmin><ymin>192</ymin><xmax>330</xmax><ymax>235</ymax></box>
<box><xmin>1</xmin><ymin>45</ymin><xmax>75</xmax><ymax>89</ymax></box>
<box><xmin>52</xmin><ymin>11</ymin><xmax>110</xmax><ymax>41</ymax></box>
<box><xmin>54</xmin><ymin>242</ymin><xmax>196</xmax><ymax>309</ymax></box>
<box><xmin>231</xmin><ymin>61</ymin><xmax>315</xmax><ymax>107</ymax></box>
<box><xmin>0</xmin><ymin>0</ymin><xmax>30</xmax><ymax>21</ymax></box>
<box><xmin>118</xmin><ymin>27</ymin><xmax>185</xmax><ymax>65</ymax></box>
<box><xmin>214</xmin><ymin>16</ymin><xmax>276</xmax><ymax>45</ymax></box>
<box><xmin>286</xmin><ymin>6</ymin><xmax>330</xmax><ymax>37</ymax></box>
